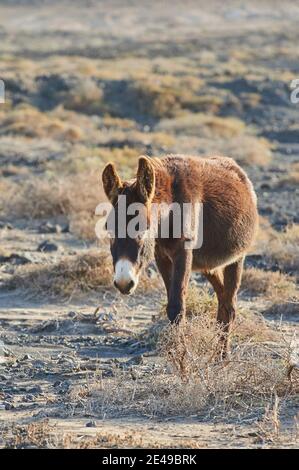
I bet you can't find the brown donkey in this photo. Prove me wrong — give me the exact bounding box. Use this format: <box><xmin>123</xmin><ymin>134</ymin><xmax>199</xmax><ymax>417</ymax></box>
<box><xmin>102</xmin><ymin>155</ymin><xmax>258</xmax><ymax>356</ymax></box>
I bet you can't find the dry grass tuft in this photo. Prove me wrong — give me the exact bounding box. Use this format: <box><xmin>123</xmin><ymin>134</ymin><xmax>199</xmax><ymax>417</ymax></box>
<box><xmin>224</xmin><ymin>135</ymin><xmax>272</xmax><ymax>166</ymax></box>
<box><xmin>3</xmin><ymin>172</ymin><xmax>104</xmax><ymax>241</ymax></box>
<box><xmin>6</xmin><ymin>172</ymin><xmax>101</xmax><ymax>218</ymax></box>
<box><xmin>241</xmin><ymin>268</ymin><xmax>297</xmax><ymax>301</ymax></box>
<box><xmin>89</xmin><ymin>284</ymin><xmax>299</xmax><ymax>422</ymax></box>
<box><xmin>3</xmin><ymin>420</ymin><xmax>56</xmax><ymax>449</ymax></box>
<box><xmin>158</xmin><ymin>114</ymin><xmax>272</xmax><ymax>166</ymax></box>
<box><xmin>265</xmin><ymin>224</ymin><xmax>299</xmax><ymax>273</ymax></box>
<box><xmin>159</xmin><ymin>285</ymin><xmax>217</xmax><ymax>320</ymax></box>
<box><xmin>94</xmin><ymin>313</ymin><xmax>296</xmax><ymax>421</ymax></box>
<box><xmin>63</xmin><ymin>80</ymin><xmax>104</xmax><ymax>115</ymax></box>
<box><xmin>276</xmin><ymin>163</ymin><xmax>299</xmax><ymax>188</ymax></box>
<box><xmin>3</xmin><ymin>420</ymin><xmax>154</xmax><ymax>449</ymax></box>
<box><xmin>0</xmin><ymin>105</ymin><xmax>84</xmax><ymax>141</ymax></box>
<box><xmin>129</xmin><ymin>75</ymin><xmax>203</xmax><ymax>119</ymax></box>
<box><xmin>5</xmin><ymin>250</ymin><xmax>112</xmax><ymax>300</ymax></box>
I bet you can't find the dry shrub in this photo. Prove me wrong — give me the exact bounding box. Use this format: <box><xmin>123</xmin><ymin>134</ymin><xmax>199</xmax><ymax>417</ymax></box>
<box><xmin>256</xmin><ymin>396</ymin><xmax>299</xmax><ymax>446</ymax></box>
<box><xmin>158</xmin><ymin>114</ymin><xmax>272</xmax><ymax>166</ymax></box>
<box><xmin>22</xmin><ymin>172</ymin><xmax>101</xmax><ymax>218</ymax></box>
<box><xmin>158</xmin><ymin>113</ymin><xmax>245</xmax><ymax>138</ymax></box>
<box><xmin>0</xmin><ymin>105</ymin><xmax>83</xmax><ymax>142</ymax></box>
<box><xmin>6</xmin><ymin>250</ymin><xmax>112</xmax><ymax>300</ymax></box>
<box><xmin>52</xmin><ymin>145</ymin><xmax>139</xmax><ymax>177</ymax></box>
<box><xmin>158</xmin><ymin>319</ymin><xmax>289</xmax><ymax>411</ymax></box>
<box><xmin>199</xmin><ymin>115</ymin><xmax>246</xmax><ymax>138</ymax></box>
<box><xmin>3</xmin><ymin>420</ymin><xmax>56</xmax><ymax>449</ymax></box>
<box><xmin>160</xmin><ymin>285</ymin><xmax>217</xmax><ymax>320</ymax></box>
<box><xmin>265</xmin><ymin>224</ymin><xmax>299</xmax><ymax>273</ymax></box>
<box><xmin>63</xmin><ymin>79</ymin><xmax>104</xmax><ymax>115</ymax></box>
<box><xmin>6</xmin><ymin>178</ymin><xmax>72</xmax><ymax>219</ymax></box>
<box><xmin>98</xmin><ymin>322</ymin><xmax>296</xmax><ymax>422</ymax></box>
<box><xmin>224</xmin><ymin>135</ymin><xmax>272</xmax><ymax>166</ymax></box>
<box><xmin>146</xmin><ymin>286</ymin><xmax>275</xmax><ymax>353</ymax></box>
<box><xmin>130</xmin><ymin>76</ymin><xmax>203</xmax><ymax>119</ymax></box>
<box><xmin>241</xmin><ymin>268</ymin><xmax>297</xmax><ymax>301</ymax></box>
<box><xmin>3</xmin><ymin>420</ymin><xmax>145</xmax><ymax>449</ymax></box>
<box><xmin>102</xmin><ymin>115</ymin><xmax>137</xmax><ymax>130</ymax></box>
<box><xmin>276</xmin><ymin>162</ymin><xmax>299</xmax><ymax>188</ymax></box>
<box><xmin>4</xmin><ymin>172</ymin><xmax>104</xmax><ymax>241</ymax></box>
<box><xmin>92</xmin><ymin>286</ymin><xmax>297</xmax><ymax>422</ymax></box>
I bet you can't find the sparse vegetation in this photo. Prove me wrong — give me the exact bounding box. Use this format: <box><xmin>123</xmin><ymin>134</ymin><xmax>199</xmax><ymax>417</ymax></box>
<box><xmin>265</xmin><ymin>225</ymin><xmax>299</xmax><ymax>274</ymax></box>
<box><xmin>241</xmin><ymin>268</ymin><xmax>297</xmax><ymax>301</ymax></box>
<box><xmin>89</xmin><ymin>292</ymin><xmax>297</xmax><ymax>425</ymax></box>
<box><xmin>6</xmin><ymin>251</ymin><xmax>112</xmax><ymax>299</ymax></box>
<box><xmin>3</xmin><ymin>172</ymin><xmax>104</xmax><ymax>240</ymax></box>
<box><xmin>276</xmin><ymin>163</ymin><xmax>299</xmax><ymax>188</ymax></box>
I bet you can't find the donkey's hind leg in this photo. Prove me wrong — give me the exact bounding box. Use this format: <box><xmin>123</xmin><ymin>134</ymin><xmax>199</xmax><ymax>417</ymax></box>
<box><xmin>218</xmin><ymin>256</ymin><xmax>245</xmax><ymax>356</ymax></box>
<box><xmin>203</xmin><ymin>268</ymin><xmax>224</xmax><ymax>302</ymax></box>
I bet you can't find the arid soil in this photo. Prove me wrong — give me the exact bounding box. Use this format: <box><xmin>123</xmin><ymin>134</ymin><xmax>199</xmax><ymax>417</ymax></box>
<box><xmin>0</xmin><ymin>1</ymin><xmax>299</xmax><ymax>448</ymax></box>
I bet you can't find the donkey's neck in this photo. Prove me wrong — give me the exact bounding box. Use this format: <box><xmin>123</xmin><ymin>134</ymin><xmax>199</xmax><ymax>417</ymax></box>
<box><xmin>151</xmin><ymin>159</ymin><xmax>173</xmax><ymax>205</ymax></box>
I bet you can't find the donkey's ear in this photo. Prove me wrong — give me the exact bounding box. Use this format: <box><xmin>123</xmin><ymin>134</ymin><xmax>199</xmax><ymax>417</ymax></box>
<box><xmin>136</xmin><ymin>156</ymin><xmax>155</xmax><ymax>203</ymax></box>
<box><xmin>102</xmin><ymin>162</ymin><xmax>122</xmax><ymax>203</ymax></box>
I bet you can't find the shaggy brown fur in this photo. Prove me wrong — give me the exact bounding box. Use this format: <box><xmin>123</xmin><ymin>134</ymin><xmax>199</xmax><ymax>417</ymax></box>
<box><xmin>102</xmin><ymin>154</ymin><xmax>258</xmax><ymax>356</ymax></box>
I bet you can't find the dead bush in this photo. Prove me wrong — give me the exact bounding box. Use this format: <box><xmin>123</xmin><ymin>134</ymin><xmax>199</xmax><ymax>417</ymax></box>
<box><xmin>265</xmin><ymin>224</ymin><xmax>299</xmax><ymax>273</ymax></box>
<box><xmin>94</xmin><ymin>309</ymin><xmax>297</xmax><ymax>421</ymax></box>
<box><xmin>6</xmin><ymin>250</ymin><xmax>112</xmax><ymax>300</ymax></box>
<box><xmin>241</xmin><ymin>268</ymin><xmax>297</xmax><ymax>301</ymax></box>
<box><xmin>3</xmin><ymin>172</ymin><xmax>104</xmax><ymax>241</ymax></box>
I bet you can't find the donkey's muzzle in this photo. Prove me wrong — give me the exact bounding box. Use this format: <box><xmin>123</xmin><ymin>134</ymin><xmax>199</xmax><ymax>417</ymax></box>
<box><xmin>114</xmin><ymin>279</ymin><xmax>135</xmax><ymax>295</ymax></box>
<box><xmin>113</xmin><ymin>259</ymin><xmax>138</xmax><ymax>295</ymax></box>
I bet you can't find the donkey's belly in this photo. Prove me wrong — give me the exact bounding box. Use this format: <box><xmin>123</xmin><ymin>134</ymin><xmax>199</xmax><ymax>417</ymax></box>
<box><xmin>192</xmin><ymin>248</ymin><xmax>243</xmax><ymax>271</ymax></box>
<box><xmin>191</xmin><ymin>184</ymin><xmax>257</xmax><ymax>271</ymax></box>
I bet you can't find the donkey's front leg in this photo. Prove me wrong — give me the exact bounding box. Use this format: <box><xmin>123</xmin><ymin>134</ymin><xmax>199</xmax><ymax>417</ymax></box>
<box><xmin>167</xmin><ymin>248</ymin><xmax>192</xmax><ymax>323</ymax></box>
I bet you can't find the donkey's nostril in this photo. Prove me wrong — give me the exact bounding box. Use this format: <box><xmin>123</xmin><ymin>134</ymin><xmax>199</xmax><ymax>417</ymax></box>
<box><xmin>128</xmin><ymin>280</ymin><xmax>135</xmax><ymax>291</ymax></box>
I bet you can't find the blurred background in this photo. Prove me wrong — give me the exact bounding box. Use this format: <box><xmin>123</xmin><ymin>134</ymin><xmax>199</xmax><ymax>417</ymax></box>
<box><xmin>1</xmin><ymin>0</ymin><xmax>299</xmax><ymax>239</ymax></box>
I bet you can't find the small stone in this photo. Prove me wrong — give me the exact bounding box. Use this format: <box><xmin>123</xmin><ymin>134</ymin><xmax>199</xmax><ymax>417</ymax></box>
<box><xmin>20</xmin><ymin>354</ymin><xmax>32</xmax><ymax>361</ymax></box>
<box><xmin>25</xmin><ymin>394</ymin><xmax>34</xmax><ymax>401</ymax></box>
<box><xmin>37</xmin><ymin>240</ymin><xmax>59</xmax><ymax>252</ymax></box>
<box><xmin>0</xmin><ymin>253</ymin><xmax>31</xmax><ymax>265</ymax></box>
<box><xmin>0</xmin><ymin>402</ymin><xmax>14</xmax><ymax>410</ymax></box>
<box><xmin>39</xmin><ymin>222</ymin><xmax>69</xmax><ymax>234</ymax></box>
<box><xmin>27</xmin><ymin>385</ymin><xmax>42</xmax><ymax>395</ymax></box>
<box><xmin>260</xmin><ymin>183</ymin><xmax>271</xmax><ymax>190</ymax></box>
<box><xmin>68</xmin><ymin>311</ymin><xmax>77</xmax><ymax>319</ymax></box>
<box><xmin>86</xmin><ymin>420</ymin><xmax>97</xmax><ymax>428</ymax></box>
<box><xmin>0</xmin><ymin>222</ymin><xmax>12</xmax><ymax>230</ymax></box>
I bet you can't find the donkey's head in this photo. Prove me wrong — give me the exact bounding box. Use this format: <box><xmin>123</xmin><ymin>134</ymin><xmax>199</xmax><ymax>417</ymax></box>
<box><xmin>102</xmin><ymin>156</ymin><xmax>155</xmax><ymax>295</ymax></box>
